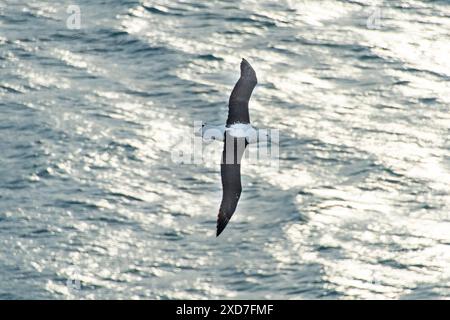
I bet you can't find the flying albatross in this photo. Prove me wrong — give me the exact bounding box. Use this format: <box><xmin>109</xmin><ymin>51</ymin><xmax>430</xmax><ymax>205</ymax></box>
<box><xmin>199</xmin><ymin>58</ymin><xmax>267</xmax><ymax>236</ymax></box>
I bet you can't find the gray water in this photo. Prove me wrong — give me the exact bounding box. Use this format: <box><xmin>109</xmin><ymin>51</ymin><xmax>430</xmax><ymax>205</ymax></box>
<box><xmin>1</xmin><ymin>0</ymin><xmax>450</xmax><ymax>299</ymax></box>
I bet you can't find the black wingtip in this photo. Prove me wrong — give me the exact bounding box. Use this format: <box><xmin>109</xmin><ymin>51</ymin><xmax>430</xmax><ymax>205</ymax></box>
<box><xmin>239</xmin><ymin>58</ymin><xmax>257</xmax><ymax>83</ymax></box>
<box><xmin>240</xmin><ymin>58</ymin><xmax>251</xmax><ymax>69</ymax></box>
<box><xmin>216</xmin><ymin>211</ymin><xmax>230</xmax><ymax>237</ymax></box>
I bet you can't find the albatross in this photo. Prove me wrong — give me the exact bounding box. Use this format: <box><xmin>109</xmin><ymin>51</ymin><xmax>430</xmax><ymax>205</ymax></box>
<box><xmin>199</xmin><ymin>58</ymin><xmax>267</xmax><ymax>236</ymax></box>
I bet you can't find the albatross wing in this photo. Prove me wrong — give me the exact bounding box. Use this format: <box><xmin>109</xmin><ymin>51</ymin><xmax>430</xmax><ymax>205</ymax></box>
<box><xmin>217</xmin><ymin>133</ymin><xmax>247</xmax><ymax>236</ymax></box>
<box><xmin>226</xmin><ymin>58</ymin><xmax>257</xmax><ymax>126</ymax></box>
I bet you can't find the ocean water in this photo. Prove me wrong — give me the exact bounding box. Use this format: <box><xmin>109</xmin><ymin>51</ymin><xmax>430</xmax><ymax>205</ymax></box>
<box><xmin>1</xmin><ymin>0</ymin><xmax>450</xmax><ymax>299</ymax></box>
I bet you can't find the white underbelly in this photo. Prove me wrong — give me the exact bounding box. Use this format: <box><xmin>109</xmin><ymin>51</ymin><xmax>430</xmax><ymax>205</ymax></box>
<box><xmin>198</xmin><ymin>123</ymin><xmax>266</xmax><ymax>144</ymax></box>
<box><xmin>225</xmin><ymin>123</ymin><xmax>256</xmax><ymax>138</ymax></box>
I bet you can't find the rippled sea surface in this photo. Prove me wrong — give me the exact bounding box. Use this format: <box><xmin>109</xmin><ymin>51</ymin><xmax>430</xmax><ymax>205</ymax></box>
<box><xmin>1</xmin><ymin>0</ymin><xmax>450</xmax><ymax>299</ymax></box>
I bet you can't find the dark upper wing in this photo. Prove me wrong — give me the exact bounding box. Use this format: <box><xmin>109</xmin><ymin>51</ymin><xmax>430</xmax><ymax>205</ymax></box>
<box><xmin>216</xmin><ymin>133</ymin><xmax>247</xmax><ymax>236</ymax></box>
<box><xmin>226</xmin><ymin>58</ymin><xmax>257</xmax><ymax>126</ymax></box>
